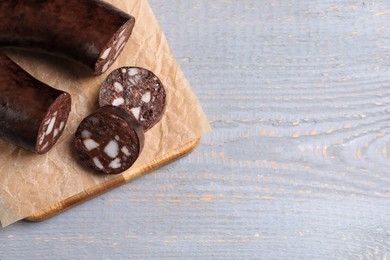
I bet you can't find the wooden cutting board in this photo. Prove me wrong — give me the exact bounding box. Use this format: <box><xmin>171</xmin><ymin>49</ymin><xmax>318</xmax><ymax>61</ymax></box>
<box><xmin>25</xmin><ymin>138</ymin><xmax>200</xmax><ymax>221</ymax></box>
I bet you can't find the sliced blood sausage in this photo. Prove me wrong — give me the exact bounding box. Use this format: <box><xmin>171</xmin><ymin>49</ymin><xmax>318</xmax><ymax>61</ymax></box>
<box><xmin>0</xmin><ymin>53</ymin><xmax>71</xmax><ymax>154</ymax></box>
<box><xmin>99</xmin><ymin>67</ymin><xmax>166</xmax><ymax>131</ymax></box>
<box><xmin>0</xmin><ymin>0</ymin><xmax>135</xmax><ymax>75</ymax></box>
<box><xmin>74</xmin><ymin>106</ymin><xmax>144</xmax><ymax>175</ymax></box>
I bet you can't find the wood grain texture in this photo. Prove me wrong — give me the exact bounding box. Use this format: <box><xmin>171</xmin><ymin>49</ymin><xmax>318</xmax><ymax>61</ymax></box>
<box><xmin>1</xmin><ymin>0</ymin><xmax>390</xmax><ymax>259</ymax></box>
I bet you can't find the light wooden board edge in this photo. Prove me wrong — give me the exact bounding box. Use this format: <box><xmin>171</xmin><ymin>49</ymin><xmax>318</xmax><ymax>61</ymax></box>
<box><xmin>24</xmin><ymin>138</ymin><xmax>201</xmax><ymax>222</ymax></box>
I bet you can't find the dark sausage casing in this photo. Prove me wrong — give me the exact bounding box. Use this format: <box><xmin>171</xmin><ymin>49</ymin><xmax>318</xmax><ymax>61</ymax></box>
<box><xmin>0</xmin><ymin>53</ymin><xmax>71</xmax><ymax>154</ymax></box>
<box><xmin>74</xmin><ymin>106</ymin><xmax>144</xmax><ymax>175</ymax></box>
<box><xmin>0</xmin><ymin>0</ymin><xmax>135</xmax><ymax>75</ymax></box>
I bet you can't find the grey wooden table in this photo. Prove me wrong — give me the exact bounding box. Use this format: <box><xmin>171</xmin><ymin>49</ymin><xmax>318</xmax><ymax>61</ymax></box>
<box><xmin>1</xmin><ymin>0</ymin><xmax>389</xmax><ymax>259</ymax></box>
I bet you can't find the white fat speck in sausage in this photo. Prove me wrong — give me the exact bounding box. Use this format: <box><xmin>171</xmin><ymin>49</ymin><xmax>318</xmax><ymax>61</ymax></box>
<box><xmin>131</xmin><ymin>107</ymin><xmax>141</xmax><ymax>120</ymax></box>
<box><xmin>45</xmin><ymin>117</ymin><xmax>56</xmax><ymax>135</ymax></box>
<box><xmin>83</xmin><ymin>139</ymin><xmax>100</xmax><ymax>151</ymax></box>
<box><xmin>141</xmin><ymin>92</ymin><xmax>151</xmax><ymax>103</ymax></box>
<box><xmin>93</xmin><ymin>157</ymin><xmax>104</xmax><ymax>170</ymax></box>
<box><xmin>121</xmin><ymin>146</ymin><xmax>131</xmax><ymax>156</ymax></box>
<box><xmin>101</xmin><ymin>47</ymin><xmax>112</xmax><ymax>60</ymax></box>
<box><xmin>53</xmin><ymin>128</ymin><xmax>59</xmax><ymax>138</ymax></box>
<box><xmin>128</xmin><ymin>68</ymin><xmax>139</xmax><ymax>76</ymax></box>
<box><xmin>114</xmin><ymin>82</ymin><xmax>124</xmax><ymax>92</ymax></box>
<box><xmin>109</xmin><ymin>158</ymin><xmax>121</xmax><ymax>169</ymax></box>
<box><xmin>104</xmin><ymin>140</ymin><xmax>119</xmax><ymax>158</ymax></box>
<box><xmin>112</xmin><ymin>97</ymin><xmax>125</xmax><ymax>106</ymax></box>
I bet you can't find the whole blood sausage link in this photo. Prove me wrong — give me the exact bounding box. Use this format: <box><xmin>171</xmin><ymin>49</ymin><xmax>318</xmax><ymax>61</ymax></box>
<box><xmin>99</xmin><ymin>67</ymin><xmax>166</xmax><ymax>131</ymax></box>
<box><xmin>0</xmin><ymin>53</ymin><xmax>71</xmax><ymax>154</ymax></box>
<box><xmin>0</xmin><ymin>0</ymin><xmax>135</xmax><ymax>75</ymax></box>
<box><xmin>74</xmin><ymin>106</ymin><xmax>144</xmax><ymax>175</ymax></box>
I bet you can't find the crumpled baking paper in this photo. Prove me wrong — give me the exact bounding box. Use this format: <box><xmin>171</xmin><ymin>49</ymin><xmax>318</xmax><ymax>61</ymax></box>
<box><xmin>0</xmin><ymin>0</ymin><xmax>210</xmax><ymax>227</ymax></box>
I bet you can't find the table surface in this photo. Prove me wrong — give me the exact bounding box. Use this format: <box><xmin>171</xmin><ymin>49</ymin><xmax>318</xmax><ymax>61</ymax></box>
<box><xmin>1</xmin><ymin>0</ymin><xmax>389</xmax><ymax>259</ymax></box>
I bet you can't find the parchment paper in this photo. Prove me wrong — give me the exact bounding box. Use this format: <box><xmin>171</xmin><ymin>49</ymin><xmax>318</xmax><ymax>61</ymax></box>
<box><xmin>0</xmin><ymin>0</ymin><xmax>211</xmax><ymax>227</ymax></box>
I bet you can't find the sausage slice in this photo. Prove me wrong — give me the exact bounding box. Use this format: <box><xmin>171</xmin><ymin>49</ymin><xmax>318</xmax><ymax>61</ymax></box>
<box><xmin>99</xmin><ymin>67</ymin><xmax>166</xmax><ymax>131</ymax></box>
<box><xmin>74</xmin><ymin>106</ymin><xmax>144</xmax><ymax>175</ymax></box>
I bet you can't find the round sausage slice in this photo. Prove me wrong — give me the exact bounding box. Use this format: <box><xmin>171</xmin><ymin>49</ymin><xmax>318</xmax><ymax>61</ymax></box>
<box><xmin>74</xmin><ymin>106</ymin><xmax>144</xmax><ymax>175</ymax></box>
<box><xmin>0</xmin><ymin>53</ymin><xmax>71</xmax><ymax>154</ymax></box>
<box><xmin>99</xmin><ymin>67</ymin><xmax>166</xmax><ymax>131</ymax></box>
